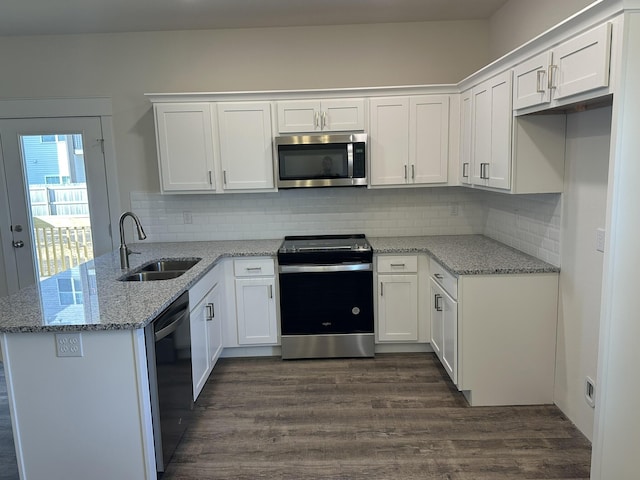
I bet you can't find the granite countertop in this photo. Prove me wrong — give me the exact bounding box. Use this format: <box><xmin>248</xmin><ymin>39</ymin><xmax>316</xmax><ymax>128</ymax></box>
<box><xmin>0</xmin><ymin>239</ymin><xmax>281</xmax><ymax>334</ymax></box>
<box><xmin>0</xmin><ymin>235</ymin><xmax>558</xmax><ymax>334</ymax></box>
<box><xmin>369</xmin><ymin>235</ymin><xmax>559</xmax><ymax>275</ymax></box>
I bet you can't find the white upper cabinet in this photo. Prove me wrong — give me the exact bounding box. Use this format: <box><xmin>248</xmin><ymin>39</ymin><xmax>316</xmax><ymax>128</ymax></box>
<box><xmin>513</xmin><ymin>22</ymin><xmax>612</xmax><ymax>111</ymax></box>
<box><xmin>154</xmin><ymin>103</ymin><xmax>216</xmax><ymax>193</ymax></box>
<box><xmin>410</xmin><ymin>95</ymin><xmax>449</xmax><ymax>184</ymax></box>
<box><xmin>370</xmin><ymin>95</ymin><xmax>449</xmax><ymax>187</ymax></box>
<box><xmin>276</xmin><ymin>98</ymin><xmax>365</xmax><ymax>133</ymax></box>
<box><xmin>217</xmin><ymin>102</ymin><xmax>274</xmax><ymax>191</ymax></box>
<box><xmin>459</xmin><ymin>89</ymin><xmax>473</xmax><ymax>185</ymax></box>
<box><xmin>467</xmin><ymin>71</ymin><xmax>513</xmax><ymax>190</ymax></box>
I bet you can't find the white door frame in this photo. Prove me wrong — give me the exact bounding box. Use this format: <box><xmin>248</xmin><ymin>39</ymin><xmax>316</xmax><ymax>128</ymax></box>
<box><xmin>0</xmin><ymin>98</ymin><xmax>120</xmax><ymax>296</ymax></box>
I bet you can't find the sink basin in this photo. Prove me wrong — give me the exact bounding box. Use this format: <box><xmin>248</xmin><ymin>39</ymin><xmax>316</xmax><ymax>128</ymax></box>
<box><xmin>120</xmin><ymin>270</ymin><xmax>186</xmax><ymax>282</ymax></box>
<box><xmin>139</xmin><ymin>258</ymin><xmax>201</xmax><ymax>272</ymax></box>
<box><xmin>118</xmin><ymin>258</ymin><xmax>201</xmax><ymax>281</ymax></box>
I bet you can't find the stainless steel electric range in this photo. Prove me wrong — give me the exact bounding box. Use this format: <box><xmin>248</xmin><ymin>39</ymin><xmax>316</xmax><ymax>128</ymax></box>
<box><xmin>277</xmin><ymin>234</ymin><xmax>374</xmax><ymax>359</ymax></box>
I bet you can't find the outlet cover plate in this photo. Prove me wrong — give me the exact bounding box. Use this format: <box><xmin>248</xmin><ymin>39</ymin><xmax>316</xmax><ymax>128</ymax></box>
<box><xmin>55</xmin><ymin>333</ymin><xmax>84</xmax><ymax>357</ymax></box>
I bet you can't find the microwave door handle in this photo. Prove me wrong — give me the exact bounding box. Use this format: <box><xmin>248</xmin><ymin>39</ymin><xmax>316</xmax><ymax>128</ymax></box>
<box><xmin>347</xmin><ymin>143</ymin><xmax>354</xmax><ymax>178</ymax></box>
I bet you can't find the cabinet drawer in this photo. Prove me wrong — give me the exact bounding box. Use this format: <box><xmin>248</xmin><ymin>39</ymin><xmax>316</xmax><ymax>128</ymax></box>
<box><xmin>429</xmin><ymin>258</ymin><xmax>458</xmax><ymax>300</ymax></box>
<box><xmin>377</xmin><ymin>255</ymin><xmax>418</xmax><ymax>273</ymax></box>
<box><xmin>234</xmin><ymin>258</ymin><xmax>275</xmax><ymax>277</ymax></box>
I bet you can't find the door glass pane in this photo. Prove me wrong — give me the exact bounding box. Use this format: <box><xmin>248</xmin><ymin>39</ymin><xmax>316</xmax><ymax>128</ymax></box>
<box><xmin>20</xmin><ymin>133</ymin><xmax>94</xmax><ymax>279</ymax></box>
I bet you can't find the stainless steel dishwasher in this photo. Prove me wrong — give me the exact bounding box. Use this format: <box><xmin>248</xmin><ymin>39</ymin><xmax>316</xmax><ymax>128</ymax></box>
<box><xmin>145</xmin><ymin>290</ymin><xmax>193</xmax><ymax>476</ymax></box>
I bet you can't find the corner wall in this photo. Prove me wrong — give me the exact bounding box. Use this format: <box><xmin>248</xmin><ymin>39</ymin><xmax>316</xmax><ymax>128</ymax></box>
<box><xmin>554</xmin><ymin>106</ymin><xmax>610</xmax><ymax>441</ymax></box>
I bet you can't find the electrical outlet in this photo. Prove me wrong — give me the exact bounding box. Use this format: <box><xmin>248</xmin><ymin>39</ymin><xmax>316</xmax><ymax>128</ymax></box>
<box><xmin>183</xmin><ymin>211</ymin><xmax>193</xmax><ymax>224</ymax></box>
<box><xmin>596</xmin><ymin>228</ymin><xmax>605</xmax><ymax>252</ymax></box>
<box><xmin>450</xmin><ymin>203</ymin><xmax>459</xmax><ymax>216</ymax></box>
<box><xmin>585</xmin><ymin>376</ymin><xmax>596</xmax><ymax>408</ymax></box>
<box><xmin>55</xmin><ymin>333</ymin><xmax>84</xmax><ymax>357</ymax></box>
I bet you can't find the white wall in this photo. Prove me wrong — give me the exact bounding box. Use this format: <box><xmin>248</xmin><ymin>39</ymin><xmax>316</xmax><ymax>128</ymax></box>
<box><xmin>555</xmin><ymin>106</ymin><xmax>611</xmax><ymax>441</ymax></box>
<box><xmin>489</xmin><ymin>0</ymin><xmax>596</xmax><ymax>59</ymax></box>
<box><xmin>0</xmin><ymin>21</ymin><xmax>489</xmax><ymax>216</ymax></box>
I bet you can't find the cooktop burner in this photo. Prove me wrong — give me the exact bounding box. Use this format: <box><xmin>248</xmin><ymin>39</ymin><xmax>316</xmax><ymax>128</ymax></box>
<box><xmin>278</xmin><ymin>234</ymin><xmax>373</xmax><ymax>265</ymax></box>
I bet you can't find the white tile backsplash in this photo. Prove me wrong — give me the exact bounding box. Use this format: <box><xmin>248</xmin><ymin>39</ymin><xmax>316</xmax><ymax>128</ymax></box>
<box><xmin>130</xmin><ymin>186</ymin><xmax>561</xmax><ymax>266</ymax></box>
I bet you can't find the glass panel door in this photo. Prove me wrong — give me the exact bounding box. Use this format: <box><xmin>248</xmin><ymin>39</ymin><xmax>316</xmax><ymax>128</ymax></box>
<box><xmin>0</xmin><ymin>117</ymin><xmax>112</xmax><ymax>293</ymax></box>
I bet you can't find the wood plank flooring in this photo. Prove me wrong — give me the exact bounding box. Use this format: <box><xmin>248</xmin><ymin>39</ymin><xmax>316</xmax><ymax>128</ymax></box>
<box><xmin>163</xmin><ymin>353</ymin><xmax>592</xmax><ymax>480</ymax></box>
<box><xmin>0</xmin><ymin>362</ymin><xmax>19</xmax><ymax>480</ymax></box>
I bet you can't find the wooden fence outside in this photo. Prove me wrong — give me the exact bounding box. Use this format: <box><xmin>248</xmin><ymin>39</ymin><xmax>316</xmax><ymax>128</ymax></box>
<box><xmin>32</xmin><ymin>216</ymin><xmax>93</xmax><ymax>278</ymax></box>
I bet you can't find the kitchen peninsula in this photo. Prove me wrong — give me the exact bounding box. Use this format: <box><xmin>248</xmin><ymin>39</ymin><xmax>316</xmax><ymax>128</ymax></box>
<box><xmin>0</xmin><ymin>234</ymin><xmax>558</xmax><ymax>480</ymax></box>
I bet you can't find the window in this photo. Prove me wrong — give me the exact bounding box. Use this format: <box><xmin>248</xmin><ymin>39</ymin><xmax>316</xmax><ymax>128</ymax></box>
<box><xmin>57</xmin><ymin>277</ymin><xmax>83</xmax><ymax>305</ymax></box>
<box><xmin>41</xmin><ymin>135</ymin><xmax>56</xmax><ymax>143</ymax></box>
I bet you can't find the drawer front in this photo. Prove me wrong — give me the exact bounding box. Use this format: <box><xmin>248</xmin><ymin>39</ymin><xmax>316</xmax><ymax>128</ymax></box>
<box><xmin>234</xmin><ymin>258</ymin><xmax>275</xmax><ymax>277</ymax></box>
<box><xmin>377</xmin><ymin>255</ymin><xmax>418</xmax><ymax>274</ymax></box>
<box><xmin>429</xmin><ymin>257</ymin><xmax>458</xmax><ymax>300</ymax></box>
<box><xmin>189</xmin><ymin>263</ymin><xmax>223</xmax><ymax>309</ymax></box>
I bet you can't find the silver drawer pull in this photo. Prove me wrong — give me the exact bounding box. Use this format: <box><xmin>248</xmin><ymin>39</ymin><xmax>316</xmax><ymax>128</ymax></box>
<box><xmin>390</xmin><ymin>263</ymin><xmax>406</xmax><ymax>267</ymax></box>
<box><xmin>434</xmin><ymin>294</ymin><xmax>443</xmax><ymax>312</ymax></box>
<box><xmin>434</xmin><ymin>273</ymin><xmax>443</xmax><ymax>279</ymax></box>
<box><xmin>246</xmin><ymin>267</ymin><xmax>262</xmax><ymax>272</ymax></box>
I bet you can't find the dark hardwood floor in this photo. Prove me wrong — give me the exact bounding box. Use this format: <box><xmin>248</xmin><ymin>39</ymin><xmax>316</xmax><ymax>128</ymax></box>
<box><xmin>0</xmin><ymin>362</ymin><xmax>19</xmax><ymax>480</ymax></box>
<box><xmin>163</xmin><ymin>353</ymin><xmax>592</xmax><ymax>480</ymax></box>
<box><xmin>0</xmin><ymin>354</ymin><xmax>592</xmax><ymax>479</ymax></box>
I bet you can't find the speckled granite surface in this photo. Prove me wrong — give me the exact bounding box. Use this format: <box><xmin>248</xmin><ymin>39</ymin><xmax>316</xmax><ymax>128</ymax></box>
<box><xmin>369</xmin><ymin>235</ymin><xmax>559</xmax><ymax>275</ymax></box>
<box><xmin>0</xmin><ymin>239</ymin><xmax>281</xmax><ymax>334</ymax></box>
<box><xmin>0</xmin><ymin>235</ymin><xmax>557</xmax><ymax>334</ymax></box>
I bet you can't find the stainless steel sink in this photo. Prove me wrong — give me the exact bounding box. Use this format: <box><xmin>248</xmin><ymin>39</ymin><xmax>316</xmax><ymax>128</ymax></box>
<box><xmin>120</xmin><ymin>271</ymin><xmax>187</xmax><ymax>282</ymax></box>
<box><xmin>118</xmin><ymin>257</ymin><xmax>201</xmax><ymax>282</ymax></box>
<box><xmin>139</xmin><ymin>259</ymin><xmax>201</xmax><ymax>272</ymax></box>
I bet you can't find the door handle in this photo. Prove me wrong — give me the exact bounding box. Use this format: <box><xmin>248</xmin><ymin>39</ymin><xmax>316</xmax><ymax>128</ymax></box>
<box><xmin>434</xmin><ymin>294</ymin><xmax>443</xmax><ymax>312</ymax></box>
<box><xmin>206</xmin><ymin>303</ymin><xmax>215</xmax><ymax>321</ymax></box>
<box><xmin>12</xmin><ymin>240</ymin><xmax>24</xmax><ymax>248</ymax></box>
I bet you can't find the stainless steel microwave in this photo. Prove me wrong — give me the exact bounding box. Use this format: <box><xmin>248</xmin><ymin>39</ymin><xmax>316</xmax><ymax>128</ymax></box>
<box><xmin>275</xmin><ymin>133</ymin><xmax>367</xmax><ymax>188</ymax></box>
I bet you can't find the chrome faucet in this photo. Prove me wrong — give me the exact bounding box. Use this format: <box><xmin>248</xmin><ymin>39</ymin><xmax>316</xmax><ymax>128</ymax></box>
<box><xmin>119</xmin><ymin>211</ymin><xmax>147</xmax><ymax>269</ymax></box>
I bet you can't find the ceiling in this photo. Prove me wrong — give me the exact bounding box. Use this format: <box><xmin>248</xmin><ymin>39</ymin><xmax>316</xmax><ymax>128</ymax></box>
<box><xmin>0</xmin><ymin>0</ymin><xmax>510</xmax><ymax>36</ymax></box>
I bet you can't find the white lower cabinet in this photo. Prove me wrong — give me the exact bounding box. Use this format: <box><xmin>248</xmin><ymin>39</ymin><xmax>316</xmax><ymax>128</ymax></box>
<box><xmin>430</xmin><ymin>278</ymin><xmax>457</xmax><ymax>384</ymax></box>
<box><xmin>234</xmin><ymin>258</ymin><xmax>278</xmax><ymax>345</ymax></box>
<box><xmin>376</xmin><ymin>255</ymin><xmax>422</xmax><ymax>343</ymax></box>
<box><xmin>189</xmin><ymin>265</ymin><xmax>225</xmax><ymax>400</ymax></box>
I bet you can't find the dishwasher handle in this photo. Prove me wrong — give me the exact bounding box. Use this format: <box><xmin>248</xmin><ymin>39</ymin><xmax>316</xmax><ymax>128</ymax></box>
<box><xmin>154</xmin><ymin>304</ymin><xmax>189</xmax><ymax>342</ymax></box>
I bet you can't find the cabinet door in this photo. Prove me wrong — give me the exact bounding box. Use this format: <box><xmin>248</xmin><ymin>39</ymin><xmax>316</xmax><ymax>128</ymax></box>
<box><xmin>441</xmin><ymin>288</ymin><xmax>458</xmax><ymax>385</ymax></box>
<box><xmin>218</xmin><ymin>102</ymin><xmax>274</xmax><ymax>190</ymax></box>
<box><xmin>190</xmin><ymin>296</ymin><xmax>210</xmax><ymax>400</ymax></box>
<box><xmin>206</xmin><ymin>283</ymin><xmax>224</xmax><ymax>367</ymax></box>
<box><xmin>459</xmin><ymin>89</ymin><xmax>473</xmax><ymax>185</ymax></box>
<box><xmin>553</xmin><ymin>22</ymin><xmax>612</xmax><ymax>101</ymax></box>
<box><xmin>277</xmin><ymin>100</ymin><xmax>320</xmax><ymax>133</ymax></box>
<box><xmin>377</xmin><ymin>274</ymin><xmax>418</xmax><ymax>342</ymax></box>
<box><xmin>430</xmin><ymin>279</ymin><xmax>457</xmax><ymax>385</ymax></box>
<box><xmin>487</xmin><ymin>70</ymin><xmax>513</xmax><ymax>190</ymax></box>
<box><xmin>321</xmin><ymin>98</ymin><xmax>365</xmax><ymax>131</ymax></box>
<box><xmin>154</xmin><ymin>103</ymin><xmax>216</xmax><ymax>192</ymax></box>
<box><xmin>410</xmin><ymin>95</ymin><xmax>449</xmax><ymax>184</ymax></box>
<box><xmin>235</xmin><ymin>277</ymin><xmax>278</xmax><ymax>345</ymax></box>
<box><xmin>471</xmin><ymin>84</ymin><xmax>490</xmax><ymax>186</ymax></box>
<box><xmin>369</xmin><ymin>97</ymin><xmax>410</xmax><ymax>186</ymax></box>
<box><xmin>512</xmin><ymin>51</ymin><xmax>553</xmax><ymax>110</ymax></box>
<box><xmin>430</xmin><ymin>280</ymin><xmax>443</xmax><ymax>359</ymax></box>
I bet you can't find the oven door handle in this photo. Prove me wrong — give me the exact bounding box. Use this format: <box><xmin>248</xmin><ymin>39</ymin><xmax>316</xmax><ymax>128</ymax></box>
<box><xmin>279</xmin><ymin>263</ymin><xmax>372</xmax><ymax>273</ymax></box>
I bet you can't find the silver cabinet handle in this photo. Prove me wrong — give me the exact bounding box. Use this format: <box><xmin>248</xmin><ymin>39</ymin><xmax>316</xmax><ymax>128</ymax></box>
<box><xmin>390</xmin><ymin>263</ymin><xmax>406</xmax><ymax>267</ymax></box>
<box><xmin>434</xmin><ymin>294</ymin><xmax>443</xmax><ymax>312</ymax></box>
<box><xmin>380</xmin><ymin>282</ymin><xmax>383</xmax><ymax>296</ymax></box>
<box><xmin>208</xmin><ymin>170</ymin><xmax>213</xmax><ymax>185</ymax></box>
<box><xmin>314</xmin><ymin>111</ymin><xmax>320</xmax><ymax>129</ymax></box>
<box><xmin>321</xmin><ymin>111</ymin><xmax>327</xmax><ymax>130</ymax></box>
<box><xmin>223</xmin><ymin>170</ymin><xmax>228</xmax><ymax>185</ymax></box>
<box><xmin>411</xmin><ymin>164</ymin><xmax>415</xmax><ymax>180</ymax></box>
<box><xmin>548</xmin><ymin>65</ymin><xmax>558</xmax><ymax>90</ymax></box>
<box><xmin>434</xmin><ymin>273</ymin><xmax>443</xmax><ymax>279</ymax></box>
<box><xmin>268</xmin><ymin>284</ymin><xmax>273</xmax><ymax>299</ymax></box>
<box><xmin>246</xmin><ymin>267</ymin><xmax>262</xmax><ymax>272</ymax></box>
<box><xmin>206</xmin><ymin>303</ymin><xmax>215</xmax><ymax>321</ymax></box>
<box><xmin>404</xmin><ymin>165</ymin><xmax>408</xmax><ymax>180</ymax></box>
<box><xmin>536</xmin><ymin>70</ymin><xmax>546</xmax><ymax>93</ymax></box>
<box><xmin>12</xmin><ymin>240</ymin><xmax>24</xmax><ymax>248</ymax></box>
<box><xmin>462</xmin><ymin>162</ymin><xmax>469</xmax><ymax>178</ymax></box>
<box><xmin>480</xmin><ymin>163</ymin><xmax>490</xmax><ymax>179</ymax></box>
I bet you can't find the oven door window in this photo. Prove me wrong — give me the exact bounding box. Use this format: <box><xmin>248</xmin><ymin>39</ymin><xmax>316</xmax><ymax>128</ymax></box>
<box><xmin>278</xmin><ymin>144</ymin><xmax>349</xmax><ymax>180</ymax></box>
<box><xmin>279</xmin><ymin>270</ymin><xmax>373</xmax><ymax>335</ymax></box>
